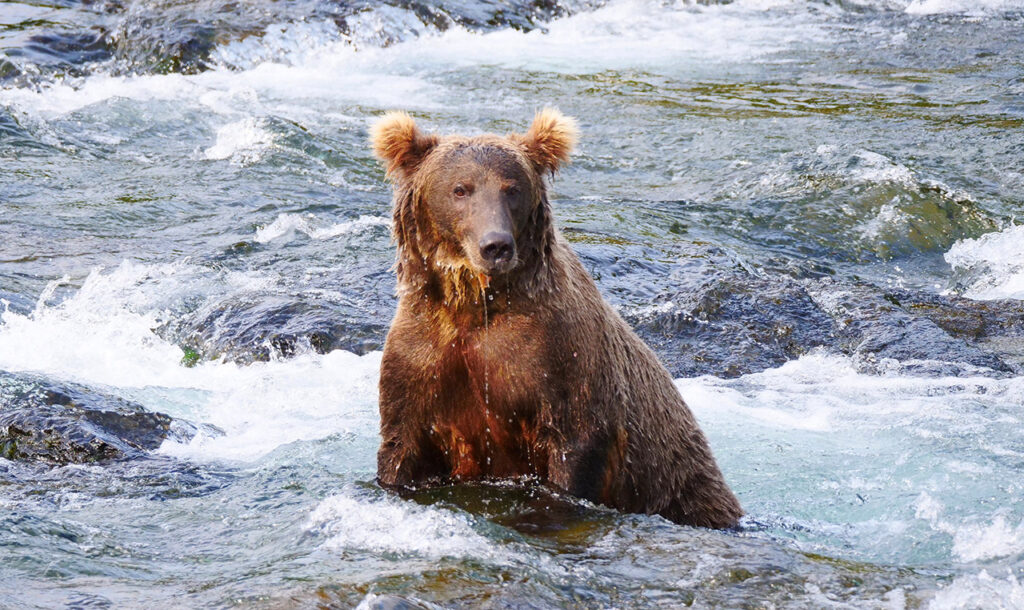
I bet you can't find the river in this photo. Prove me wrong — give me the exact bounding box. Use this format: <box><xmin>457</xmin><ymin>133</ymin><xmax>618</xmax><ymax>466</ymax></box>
<box><xmin>2</xmin><ymin>0</ymin><xmax>1023</xmax><ymax>606</ymax></box>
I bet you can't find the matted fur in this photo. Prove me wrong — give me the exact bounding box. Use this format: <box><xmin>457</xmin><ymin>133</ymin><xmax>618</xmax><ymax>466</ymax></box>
<box><xmin>371</xmin><ymin>110</ymin><xmax>440</xmax><ymax>178</ymax></box>
<box><xmin>370</xmin><ymin>110</ymin><xmax>743</xmax><ymax>529</ymax></box>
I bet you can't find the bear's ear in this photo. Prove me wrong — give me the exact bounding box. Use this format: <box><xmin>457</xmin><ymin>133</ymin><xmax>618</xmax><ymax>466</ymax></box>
<box><xmin>370</xmin><ymin>111</ymin><xmax>439</xmax><ymax>179</ymax></box>
<box><xmin>514</xmin><ymin>107</ymin><xmax>577</xmax><ymax>174</ymax></box>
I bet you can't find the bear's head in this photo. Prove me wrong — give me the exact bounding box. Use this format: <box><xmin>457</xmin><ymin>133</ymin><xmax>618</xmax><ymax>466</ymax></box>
<box><xmin>370</xmin><ymin>109</ymin><xmax>577</xmax><ymax>303</ymax></box>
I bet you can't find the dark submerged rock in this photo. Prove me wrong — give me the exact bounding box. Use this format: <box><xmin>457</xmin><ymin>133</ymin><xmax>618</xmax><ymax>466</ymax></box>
<box><xmin>626</xmin><ymin>247</ymin><xmax>1016</xmax><ymax>378</ymax></box>
<box><xmin>628</xmin><ymin>273</ymin><xmax>837</xmax><ymax>378</ymax></box>
<box><xmin>2</xmin><ymin>0</ymin><xmax>593</xmax><ymax>80</ymax></box>
<box><xmin>884</xmin><ymin>289</ymin><xmax>1024</xmax><ymax>341</ymax></box>
<box><xmin>19</xmin><ymin>29</ymin><xmax>112</xmax><ymax>70</ymax></box>
<box><xmin>0</xmin><ymin>371</ymin><xmax>196</xmax><ymax>465</ymax></box>
<box><xmin>806</xmin><ymin>280</ymin><xmax>1014</xmax><ymax>376</ymax></box>
<box><xmin>159</xmin><ymin>294</ymin><xmax>390</xmax><ymax>365</ymax></box>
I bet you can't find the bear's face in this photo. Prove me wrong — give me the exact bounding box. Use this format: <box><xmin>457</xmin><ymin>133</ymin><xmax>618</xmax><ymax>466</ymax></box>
<box><xmin>371</xmin><ymin>109</ymin><xmax>577</xmax><ymax>284</ymax></box>
<box><xmin>417</xmin><ymin>143</ymin><xmax>535</xmax><ymax>275</ymax></box>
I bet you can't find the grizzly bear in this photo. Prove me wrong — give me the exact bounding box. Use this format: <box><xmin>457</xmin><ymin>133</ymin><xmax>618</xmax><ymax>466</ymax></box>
<box><xmin>370</xmin><ymin>109</ymin><xmax>742</xmax><ymax>529</ymax></box>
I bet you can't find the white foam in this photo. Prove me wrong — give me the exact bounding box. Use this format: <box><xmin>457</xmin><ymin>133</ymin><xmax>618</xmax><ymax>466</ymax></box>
<box><xmin>916</xmin><ymin>493</ymin><xmax>1024</xmax><ymax>563</ymax></box>
<box><xmin>203</xmin><ymin>117</ymin><xmax>276</xmax><ymax>164</ymax></box>
<box><xmin>254</xmin><ymin>213</ymin><xmax>390</xmax><ymax>244</ymax></box>
<box><xmin>676</xmin><ymin>351</ymin><xmax>982</xmax><ymax>433</ymax></box>
<box><xmin>0</xmin><ymin>261</ymin><xmax>216</xmax><ymax>387</ymax></box>
<box><xmin>0</xmin><ymin>260</ymin><xmax>382</xmax><ymax>462</ymax></box>
<box><xmin>679</xmin><ymin>380</ymin><xmax>835</xmax><ymax>431</ymax></box>
<box><xmin>307</xmin><ymin>493</ymin><xmax>497</xmax><ymax>560</ymax></box>
<box><xmin>384</xmin><ymin>0</ymin><xmax>827</xmax><ymax>74</ymax></box>
<box><xmin>945</xmin><ymin>225</ymin><xmax>1024</xmax><ymax>300</ymax></box>
<box><xmin>0</xmin><ymin>72</ymin><xmax>203</xmax><ymax>119</ymax></box>
<box><xmin>847</xmin><ymin>150</ymin><xmax>918</xmax><ymax>187</ymax></box>
<box><xmin>157</xmin><ymin>349</ymin><xmax>382</xmax><ymax>462</ymax></box>
<box><xmin>952</xmin><ymin>516</ymin><xmax>1024</xmax><ymax>562</ymax></box>
<box><xmin>0</xmin><ymin>43</ymin><xmax>431</xmax><ymax>120</ymax></box>
<box><xmin>0</xmin><ymin>0</ymin><xmax>830</xmax><ymax>123</ymax></box>
<box><xmin>905</xmin><ymin>0</ymin><xmax>1024</xmax><ymax>15</ymax></box>
<box><xmin>928</xmin><ymin>571</ymin><xmax>1024</xmax><ymax>610</ymax></box>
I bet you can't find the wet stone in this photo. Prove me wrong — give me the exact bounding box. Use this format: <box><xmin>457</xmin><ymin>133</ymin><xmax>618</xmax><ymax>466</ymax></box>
<box><xmin>160</xmin><ymin>295</ymin><xmax>390</xmax><ymax>364</ymax></box>
<box><xmin>0</xmin><ymin>371</ymin><xmax>194</xmax><ymax>465</ymax></box>
<box><xmin>380</xmin><ymin>0</ymin><xmax>576</xmax><ymax>34</ymax></box>
<box><xmin>806</xmin><ymin>280</ymin><xmax>1014</xmax><ymax>376</ymax></box>
<box><xmin>625</xmin><ymin>250</ymin><xmax>1016</xmax><ymax>378</ymax></box>
<box><xmin>628</xmin><ymin>273</ymin><xmax>837</xmax><ymax>379</ymax></box>
<box><xmin>99</xmin><ymin>0</ymin><xmax>585</xmax><ymax>77</ymax></box>
<box><xmin>884</xmin><ymin>289</ymin><xmax>1024</xmax><ymax>342</ymax></box>
<box><xmin>19</xmin><ymin>29</ymin><xmax>111</xmax><ymax>70</ymax></box>
<box><xmin>0</xmin><ymin>57</ymin><xmax>21</xmax><ymax>81</ymax></box>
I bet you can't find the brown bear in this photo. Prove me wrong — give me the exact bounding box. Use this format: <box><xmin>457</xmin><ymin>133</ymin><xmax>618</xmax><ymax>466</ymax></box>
<box><xmin>370</xmin><ymin>109</ymin><xmax>742</xmax><ymax>529</ymax></box>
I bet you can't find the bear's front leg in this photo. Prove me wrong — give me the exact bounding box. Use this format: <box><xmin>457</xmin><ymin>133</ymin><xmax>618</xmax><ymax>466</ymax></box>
<box><xmin>377</xmin><ymin>341</ymin><xmax>448</xmax><ymax>488</ymax></box>
<box><xmin>543</xmin><ymin>421</ymin><xmax>630</xmax><ymax>509</ymax></box>
<box><xmin>376</xmin><ymin>435</ymin><xmax>423</xmax><ymax>488</ymax></box>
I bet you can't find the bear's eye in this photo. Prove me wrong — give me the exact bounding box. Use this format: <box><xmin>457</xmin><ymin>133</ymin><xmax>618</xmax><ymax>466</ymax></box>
<box><xmin>453</xmin><ymin>185</ymin><xmax>467</xmax><ymax>198</ymax></box>
<box><xmin>504</xmin><ymin>185</ymin><xmax>519</xmax><ymax>197</ymax></box>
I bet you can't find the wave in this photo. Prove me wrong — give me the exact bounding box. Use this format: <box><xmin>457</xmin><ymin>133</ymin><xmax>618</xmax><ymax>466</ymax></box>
<box><xmin>0</xmin><ymin>260</ymin><xmax>382</xmax><ymax>463</ymax></box>
<box><xmin>678</xmin><ymin>351</ymin><xmax>1024</xmax><ymax>565</ymax></box>
<box><xmin>203</xmin><ymin>117</ymin><xmax>277</xmax><ymax>164</ymax></box>
<box><xmin>0</xmin><ymin>0</ymin><xmax>832</xmax><ymax>121</ymax></box>
<box><xmin>254</xmin><ymin>213</ymin><xmax>390</xmax><ymax>244</ymax></box>
<box><xmin>307</xmin><ymin>492</ymin><xmax>500</xmax><ymax>560</ymax></box>
<box><xmin>945</xmin><ymin>225</ymin><xmax>1024</xmax><ymax>300</ymax></box>
<box><xmin>903</xmin><ymin>0</ymin><xmax>1024</xmax><ymax>15</ymax></box>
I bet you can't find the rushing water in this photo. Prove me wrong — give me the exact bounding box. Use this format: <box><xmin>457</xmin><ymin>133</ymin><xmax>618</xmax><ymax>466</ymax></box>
<box><xmin>2</xmin><ymin>0</ymin><xmax>1024</xmax><ymax>607</ymax></box>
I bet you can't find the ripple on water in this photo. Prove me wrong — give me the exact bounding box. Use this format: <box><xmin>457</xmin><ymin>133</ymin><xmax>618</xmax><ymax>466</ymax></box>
<box><xmin>307</xmin><ymin>492</ymin><xmax>500</xmax><ymax>560</ymax></box>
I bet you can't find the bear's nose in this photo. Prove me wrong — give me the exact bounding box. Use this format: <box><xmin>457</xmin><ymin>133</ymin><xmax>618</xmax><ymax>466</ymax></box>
<box><xmin>479</xmin><ymin>231</ymin><xmax>515</xmax><ymax>268</ymax></box>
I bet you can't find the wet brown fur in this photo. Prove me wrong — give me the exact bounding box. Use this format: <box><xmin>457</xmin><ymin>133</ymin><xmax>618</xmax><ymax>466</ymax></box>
<box><xmin>371</xmin><ymin>109</ymin><xmax>743</xmax><ymax>529</ymax></box>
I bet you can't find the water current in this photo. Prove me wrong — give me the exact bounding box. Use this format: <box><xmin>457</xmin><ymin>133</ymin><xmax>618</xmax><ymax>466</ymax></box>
<box><xmin>2</xmin><ymin>0</ymin><xmax>1024</xmax><ymax>606</ymax></box>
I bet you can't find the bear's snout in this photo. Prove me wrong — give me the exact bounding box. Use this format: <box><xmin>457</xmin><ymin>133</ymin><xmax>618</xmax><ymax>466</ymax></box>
<box><xmin>478</xmin><ymin>231</ymin><xmax>516</xmax><ymax>272</ymax></box>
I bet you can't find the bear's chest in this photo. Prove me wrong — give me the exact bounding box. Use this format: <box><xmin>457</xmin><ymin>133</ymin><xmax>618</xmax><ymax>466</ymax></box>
<box><xmin>445</xmin><ymin>314</ymin><xmax>550</xmax><ymax>407</ymax></box>
<box><xmin>424</xmin><ymin>315</ymin><xmax>553</xmax><ymax>479</ymax></box>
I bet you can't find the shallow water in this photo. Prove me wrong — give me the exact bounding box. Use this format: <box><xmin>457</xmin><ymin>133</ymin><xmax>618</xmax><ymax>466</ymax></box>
<box><xmin>2</xmin><ymin>0</ymin><xmax>1024</xmax><ymax>607</ymax></box>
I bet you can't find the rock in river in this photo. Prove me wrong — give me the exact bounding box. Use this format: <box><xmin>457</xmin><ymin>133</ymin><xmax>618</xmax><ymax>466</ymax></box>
<box><xmin>0</xmin><ymin>371</ymin><xmax>197</xmax><ymax>465</ymax></box>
